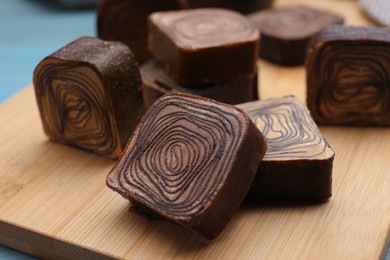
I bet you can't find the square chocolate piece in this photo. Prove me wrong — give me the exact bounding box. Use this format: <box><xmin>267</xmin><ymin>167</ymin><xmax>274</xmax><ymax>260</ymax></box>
<box><xmin>141</xmin><ymin>60</ymin><xmax>258</xmax><ymax>108</ymax></box>
<box><xmin>238</xmin><ymin>96</ymin><xmax>335</xmax><ymax>201</ymax></box>
<box><xmin>248</xmin><ymin>5</ymin><xmax>344</xmax><ymax>66</ymax></box>
<box><xmin>107</xmin><ymin>93</ymin><xmax>266</xmax><ymax>239</ymax></box>
<box><xmin>307</xmin><ymin>25</ymin><xmax>390</xmax><ymax>125</ymax></box>
<box><xmin>148</xmin><ymin>8</ymin><xmax>259</xmax><ymax>85</ymax></box>
<box><xmin>33</xmin><ymin>36</ymin><xmax>144</xmax><ymax>159</ymax></box>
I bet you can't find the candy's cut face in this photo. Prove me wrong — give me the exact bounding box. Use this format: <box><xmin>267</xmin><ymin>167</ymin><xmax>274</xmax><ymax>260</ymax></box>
<box><xmin>107</xmin><ymin>93</ymin><xmax>266</xmax><ymax>239</ymax></box>
<box><xmin>307</xmin><ymin>26</ymin><xmax>390</xmax><ymax>126</ymax></box>
<box><xmin>108</xmin><ymin>94</ymin><xmax>246</xmax><ymax>218</ymax></box>
<box><xmin>34</xmin><ymin>59</ymin><xmax>121</xmax><ymax>158</ymax></box>
<box><xmin>309</xmin><ymin>43</ymin><xmax>390</xmax><ymax>124</ymax></box>
<box><xmin>242</xmin><ymin>96</ymin><xmax>334</xmax><ymax>161</ymax></box>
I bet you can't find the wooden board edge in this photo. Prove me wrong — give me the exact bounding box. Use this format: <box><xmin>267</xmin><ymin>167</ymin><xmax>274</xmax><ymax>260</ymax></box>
<box><xmin>0</xmin><ymin>220</ymin><xmax>116</xmax><ymax>260</ymax></box>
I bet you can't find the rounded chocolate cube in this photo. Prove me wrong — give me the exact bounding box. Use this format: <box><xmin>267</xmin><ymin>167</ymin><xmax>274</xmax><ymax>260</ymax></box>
<box><xmin>148</xmin><ymin>8</ymin><xmax>259</xmax><ymax>85</ymax></box>
<box><xmin>307</xmin><ymin>25</ymin><xmax>390</xmax><ymax>126</ymax></box>
<box><xmin>33</xmin><ymin>36</ymin><xmax>144</xmax><ymax>159</ymax></box>
<box><xmin>107</xmin><ymin>93</ymin><xmax>267</xmax><ymax>239</ymax></box>
<box><xmin>248</xmin><ymin>5</ymin><xmax>344</xmax><ymax>66</ymax></box>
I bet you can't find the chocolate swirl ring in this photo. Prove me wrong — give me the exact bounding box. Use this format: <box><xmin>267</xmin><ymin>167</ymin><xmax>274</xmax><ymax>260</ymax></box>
<box><xmin>34</xmin><ymin>61</ymin><xmax>121</xmax><ymax>157</ymax></box>
<box><xmin>307</xmin><ymin>26</ymin><xmax>390</xmax><ymax>125</ymax></box>
<box><xmin>242</xmin><ymin>97</ymin><xmax>331</xmax><ymax>160</ymax></box>
<box><xmin>154</xmin><ymin>8</ymin><xmax>258</xmax><ymax>48</ymax></box>
<box><xmin>110</xmin><ymin>94</ymin><xmax>246</xmax><ymax>218</ymax></box>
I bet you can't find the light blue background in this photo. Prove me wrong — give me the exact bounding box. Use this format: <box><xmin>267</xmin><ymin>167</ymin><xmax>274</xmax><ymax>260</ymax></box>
<box><xmin>0</xmin><ymin>0</ymin><xmax>95</xmax><ymax>258</ymax></box>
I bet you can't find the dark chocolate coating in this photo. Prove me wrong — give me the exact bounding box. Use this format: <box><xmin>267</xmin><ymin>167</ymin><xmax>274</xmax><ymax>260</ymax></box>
<box><xmin>141</xmin><ymin>60</ymin><xmax>258</xmax><ymax>108</ymax></box>
<box><xmin>97</xmin><ymin>0</ymin><xmax>186</xmax><ymax>64</ymax></box>
<box><xmin>148</xmin><ymin>8</ymin><xmax>259</xmax><ymax>85</ymax></box>
<box><xmin>106</xmin><ymin>93</ymin><xmax>267</xmax><ymax>239</ymax></box>
<box><xmin>186</xmin><ymin>0</ymin><xmax>273</xmax><ymax>14</ymax></box>
<box><xmin>238</xmin><ymin>96</ymin><xmax>335</xmax><ymax>201</ymax></box>
<box><xmin>307</xmin><ymin>25</ymin><xmax>390</xmax><ymax>126</ymax></box>
<box><xmin>33</xmin><ymin>36</ymin><xmax>144</xmax><ymax>159</ymax></box>
<box><xmin>248</xmin><ymin>5</ymin><xmax>344</xmax><ymax>66</ymax></box>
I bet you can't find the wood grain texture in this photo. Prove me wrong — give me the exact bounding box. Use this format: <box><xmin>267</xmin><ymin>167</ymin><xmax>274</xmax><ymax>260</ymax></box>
<box><xmin>0</xmin><ymin>0</ymin><xmax>389</xmax><ymax>259</ymax></box>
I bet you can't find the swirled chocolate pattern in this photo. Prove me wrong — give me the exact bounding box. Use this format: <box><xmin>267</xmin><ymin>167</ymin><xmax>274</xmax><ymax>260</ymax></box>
<box><xmin>34</xmin><ymin>36</ymin><xmax>144</xmax><ymax>159</ymax></box>
<box><xmin>35</xmin><ymin>62</ymin><xmax>121</xmax><ymax>157</ymax></box>
<box><xmin>239</xmin><ymin>96</ymin><xmax>334</xmax><ymax>160</ymax></box>
<box><xmin>238</xmin><ymin>96</ymin><xmax>334</xmax><ymax>201</ymax></box>
<box><xmin>248</xmin><ymin>6</ymin><xmax>344</xmax><ymax>65</ymax></box>
<box><xmin>149</xmin><ymin>8</ymin><xmax>259</xmax><ymax>85</ymax></box>
<box><xmin>107</xmin><ymin>93</ymin><xmax>266</xmax><ymax>238</ymax></box>
<box><xmin>307</xmin><ymin>26</ymin><xmax>390</xmax><ymax>125</ymax></box>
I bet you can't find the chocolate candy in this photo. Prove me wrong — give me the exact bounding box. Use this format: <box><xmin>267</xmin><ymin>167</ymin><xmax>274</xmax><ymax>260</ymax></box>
<box><xmin>106</xmin><ymin>93</ymin><xmax>267</xmax><ymax>239</ymax></box>
<box><xmin>141</xmin><ymin>60</ymin><xmax>258</xmax><ymax>108</ymax></box>
<box><xmin>97</xmin><ymin>0</ymin><xmax>186</xmax><ymax>64</ymax></box>
<box><xmin>307</xmin><ymin>25</ymin><xmax>390</xmax><ymax>126</ymax></box>
<box><xmin>238</xmin><ymin>96</ymin><xmax>335</xmax><ymax>201</ymax></box>
<box><xmin>148</xmin><ymin>8</ymin><xmax>259</xmax><ymax>85</ymax></box>
<box><xmin>33</xmin><ymin>36</ymin><xmax>144</xmax><ymax>159</ymax></box>
<box><xmin>186</xmin><ymin>0</ymin><xmax>273</xmax><ymax>14</ymax></box>
<box><xmin>248</xmin><ymin>6</ymin><xmax>344</xmax><ymax>66</ymax></box>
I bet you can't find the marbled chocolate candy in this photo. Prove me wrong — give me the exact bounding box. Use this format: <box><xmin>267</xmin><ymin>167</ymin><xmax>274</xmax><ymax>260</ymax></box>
<box><xmin>141</xmin><ymin>60</ymin><xmax>258</xmax><ymax>108</ymax></box>
<box><xmin>107</xmin><ymin>93</ymin><xmax>267</xmax><ymax>239</ymax></box>
<box><xmin>238</xmin><ymin>96</ymin><xmax>335</xmax><ymax>201</ymax></box>
<box><xmin>307</xmin><ymin>25</ymin><xmax>390</xmax><ymax>126</ymax></box>
<box><xmin>148</xmin><ymin>8</ymin><xmax>259</xmax><ymax>85</ymax></box>
<box><xmin>33</xmin><ymin>36</ymin><xmax>144</xmax><ymax>159</ymax></box>
<box><xmin>97</xmin><ymin>0</ymin><xmax>186</xmax><ymax>64</ymax></box>
<box><xmin>248</xmin><ymin>6</ymin><xmax>344</xmax><ymax>66</ymax></box>
<box><xmin>186</xmin><ymin>0</ymin><xmax>273</xmax><ymax>14</ymax></box>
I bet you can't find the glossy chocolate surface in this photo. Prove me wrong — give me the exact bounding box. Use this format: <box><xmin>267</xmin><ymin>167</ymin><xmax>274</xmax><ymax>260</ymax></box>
<box><xmin>141</xmin><ymin>60</ymin><xmax>258</xmax><ymax>108</ymax></box>
<box><xmin>33</xmin><ymin>36</ymin><xmax>144</xmax><ymax>159</ymax></box>
<box><xmin>107</xmin><ymin>93</ymin><xmax>266</xmax><ymax>239</ymax></box>
<box><xmin>249</xmin><ymin>6</ymin><xmax>344</xmax><ymax>66</ymax></box>
<box><xmin>238</xmin><ymin>96</ymin><xmax>335</xmax><ymax>201</ymax></box>
<box><xmin>307</xmin><ymin>25</ymin><xmax>390</xmax><ymax>126</ymax></box>
<box><xmin>97</xmin><ymin>0</ymin><xmax>186</xmax><ymax>64</ymax></box>
<box><xmin>149</xmin><ymin>8</ymin><xmax>259</xmax><ymax>85</ymax></box>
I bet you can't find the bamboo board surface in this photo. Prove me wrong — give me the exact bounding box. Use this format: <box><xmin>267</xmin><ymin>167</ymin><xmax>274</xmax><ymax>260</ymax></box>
<box><xmin>1</xmin><ymin>0</ymin><xmax>389</xmax><ymax>259</ymax></box>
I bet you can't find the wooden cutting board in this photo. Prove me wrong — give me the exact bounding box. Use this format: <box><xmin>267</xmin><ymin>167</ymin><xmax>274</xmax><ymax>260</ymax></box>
<box><xmin>1</xmin><ymin>0</ymin><xmax>389</xmax><ymax>259</ymax></box>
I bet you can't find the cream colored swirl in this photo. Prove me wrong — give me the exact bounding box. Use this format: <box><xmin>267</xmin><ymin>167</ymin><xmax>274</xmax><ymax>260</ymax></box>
<box><xmin>239</xmin><ymin>97</ymin><xmax>333</xmax><ymax>160</ymax></box>
<box><xmin>111</xmin><ymin>95</ymin><xmax>246</xmax><ymax>218</ymax></box>
<box><xmin>34</xmin><ymin>59</ymin><xmax>121</xmax><ymax>158</ymax></box>
<box><xmin>308</xmin><ymin>43</ymin><xmax>390</xmax><ymax>125</ymax></box>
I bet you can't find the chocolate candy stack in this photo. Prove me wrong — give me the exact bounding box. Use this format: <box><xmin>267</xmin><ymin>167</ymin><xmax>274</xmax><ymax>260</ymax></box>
<box><xmin>141</xmin><ymin>8</ymin><xmax>260</xmax><ymax>108</ymax></box>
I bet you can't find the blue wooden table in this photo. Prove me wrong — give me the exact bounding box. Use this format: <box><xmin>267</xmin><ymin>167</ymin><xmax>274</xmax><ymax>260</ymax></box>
<box><xmin>0</xmin><ymin>1</ymin><xmax>389</xmax><ymax>259</ymax></box>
